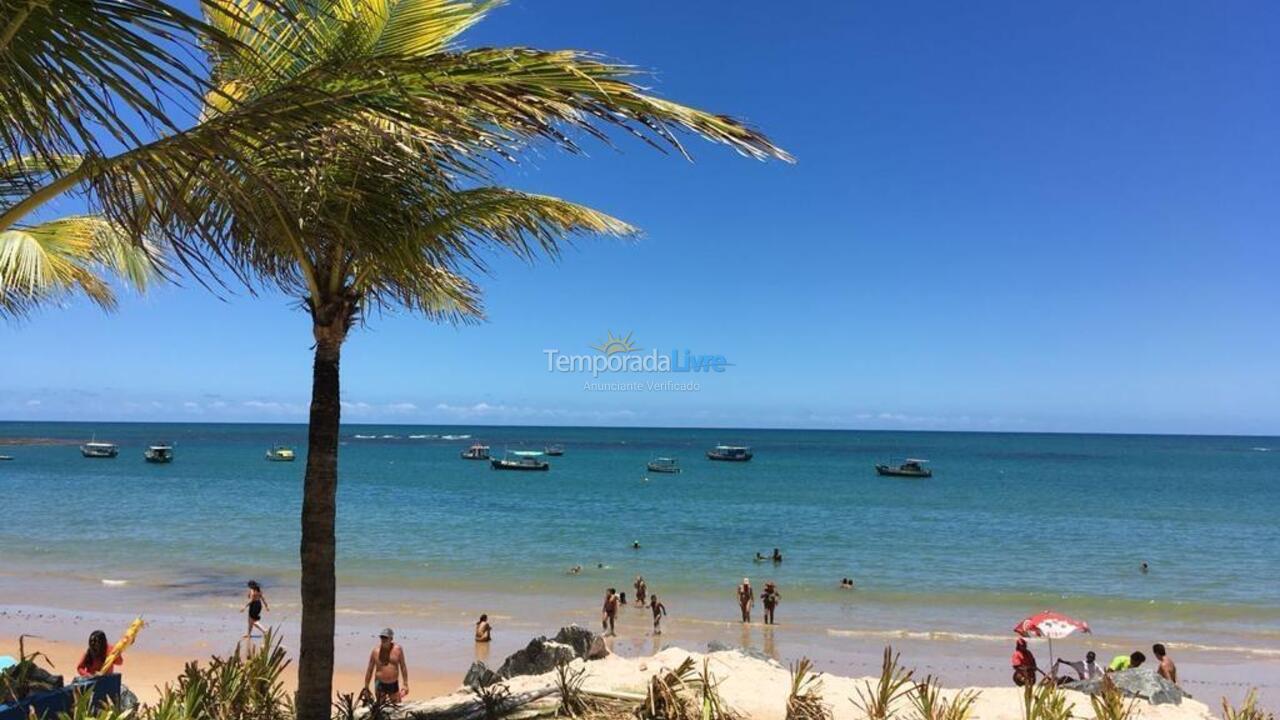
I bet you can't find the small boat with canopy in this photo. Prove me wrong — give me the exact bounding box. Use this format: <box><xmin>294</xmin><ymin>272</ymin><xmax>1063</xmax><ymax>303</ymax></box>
<box><xmin>875</xmin><ymin>459</ymin><xmax>932</xmax><ymax>477</ymax></box>
<box><xmin>491</xmin><ymin>450</ymin><xmax>550</xmax><ymax>471</ymax></box>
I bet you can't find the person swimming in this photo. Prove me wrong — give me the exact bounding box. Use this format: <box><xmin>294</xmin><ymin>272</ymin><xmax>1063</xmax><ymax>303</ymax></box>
<box><xmin>632</xmin><ymin>540</ymin><xmax>641</xmax><ymax>550</ymax></box>
<box><xmin>754</xmin><ymin>552</ymin><xmax>767</xmax><ymax>562</ymax></box>
<box><xmin>568</xmin><ymin>565</ymin><xmax>583</xmax><ymax>575</ymax></box>
<box><xmin>474</xmin><ymin>614</ymin><xmax>491</xmax><ymax>643</ymax></box>
<box><xmin>771</xmin><ymin>548</ymin><xmax>783</xmax><ymax>563</ymax></box>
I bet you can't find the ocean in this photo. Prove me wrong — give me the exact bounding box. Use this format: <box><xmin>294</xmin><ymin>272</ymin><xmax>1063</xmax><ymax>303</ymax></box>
<box><xmin>2</xmin><ymin>422</ymin><xmax>1278</xmax><ymax>666</ymax></box>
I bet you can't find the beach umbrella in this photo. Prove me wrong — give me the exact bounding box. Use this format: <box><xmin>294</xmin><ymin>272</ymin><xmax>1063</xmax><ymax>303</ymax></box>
<box><xmin>1013</xmin><ymin>611</ymin><xmax>1090</xmax><ymax>668</ymax></box>
<box><xmin>98</xmin><ymin>617</ymin><xmax>144</xmax><ymax>676</ymax></box>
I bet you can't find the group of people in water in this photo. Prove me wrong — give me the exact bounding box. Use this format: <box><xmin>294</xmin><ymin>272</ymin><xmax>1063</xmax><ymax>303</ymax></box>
<box><xmin>736</xmin><ymin>578</ymin><xmax>782</xmax><ymax>625</ymax></box>
<box><xmin>600</xmin><ymin>578</ymin><xmax>668</xmax><ymax>636</ymax></box>
<box><xmin>1011</xmin><ymin>639</ymin><xmax>1179</xmax><ymax>687</ymax></box>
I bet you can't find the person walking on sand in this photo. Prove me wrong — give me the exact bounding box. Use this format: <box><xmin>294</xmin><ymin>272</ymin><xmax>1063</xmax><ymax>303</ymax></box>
<box><xmin>241</xmin><ymin>580</ymin><xmax>269</xmax><ymax>639</ymax></box>
<box><xmin>737</xmin><ymin>578</ymin><xmax>754</xmax><ymax>623</ymax></box>
<box><xmin>475</xmin><ymin>614</ymin><xmax>491</xmax><ymax>643</ymax></box>
<box><xmin>762</xmin><ymin>582</ymin><xmax>781</xmax><ymax>625</ymax></box>
<box><xmin>1153</xmin><ymin>643</ymin><xmax>1177</xmax><ymax>684</ymax></box>
<box><xmin>364</xmin><ymin>628</ymin><xmax>409</xmax><ymax>703</ymax></box>
<box><xmin>635</xmin><ymin>575</ymin><xmax>648</xmax><ymax>607</ymax></box>
<box><xmin>601</xmin><ymin>588</ymin><xmax>619</xmax><ymax>636</ymax></box>
<box><xmin>650</xmin><ymin>594</ymin><xmax>667</xmax><ymax>635</ymax></box>
<box><xmin>76</xmin><ymin>630</ymin><xmax>123</xmax><ymax>677</ymax></box>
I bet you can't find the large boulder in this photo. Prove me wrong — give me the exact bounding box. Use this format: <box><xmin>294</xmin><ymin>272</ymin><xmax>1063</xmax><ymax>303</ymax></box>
<box><xmin>496</xmin><ymin>638</ymin><xmax>577</xmax><ymax>679</ymax></box>
<box><xmin>463</xmin><ymin>661</ymin><xmax>500</xmax><ymax>689</ymax></box>
<box><xmin>1071</xmin><ymin>668</ymin><xmax>1187</xmax><ymax>705</ymax></box>
<box><xmin>553</xmin><ymin>626</ymin><xmax>608</xmax><ymax>661</ymax></box>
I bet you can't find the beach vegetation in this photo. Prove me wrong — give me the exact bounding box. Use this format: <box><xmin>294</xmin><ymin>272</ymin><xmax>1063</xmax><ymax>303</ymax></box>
<box><xmin>850</xmin><ymin>647</ymin><xmax>914</xmax><ymax>720</ymax></box>
<box><xmin>1222</xmin><ymin>690</ymin><xmax>1275</xmax><ymax>720</ymax></box>
<box><xmin>786</xmin><ymin>658</ymin><xmax>832</xmax><ymax>720</ymax></box>
<box><xmin>468</xmin><ymin>679</ymin><xmax>515</xmax><ymax>720</ymax></box>
<box><xmin>553</xmin><ymin>659</ymin><xmax>590</xmax><ymax>717</ymax></box>
<box><xmin>907</xmin><ymin>675</ymin><xmax>979</xmax><ymax>720</ymax></box>
<box><xmin>1087</xmin><ymin>676</ymin><xmax>1136</xmax><ymax>720</ymax></box>
<box><xmin>0</xmin><ymin>634</ymin><xmax>57</xmax><ymax>704</ymax></box>
<box><xmin>634</xmin><ymin>655</ymin><xmax>738</xmax><ymax>720</ymax></box>
<box><xmin>1019</xmin><ymin>681</ymin><xmax>1074</xmax><ymax>720</ymax></box>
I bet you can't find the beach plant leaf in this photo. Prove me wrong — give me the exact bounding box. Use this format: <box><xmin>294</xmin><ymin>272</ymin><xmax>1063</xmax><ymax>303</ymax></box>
<box><xmin>851</xmin><ymin>647</ymin><xmax>914</xmax><ymax>720</ymax></box>
<box><xmin>1088</xmin><ymin>676</ymin><xmax>1137</xmax><ymax>720</ymax></box>
<box><xmin>1222</xmin><ymin>690</ymin><xmax>1276</xmax><ymax>720</ymax></box>
<box><xmin>908</xmin><ymin>675</ymin><xmax>979</xmax><ymax>720</ymax></box>
<box><xmin>1020</xmin><ymin>681</ymin><xmax>1074</xmax><ymax>720</ymax></box>
<box><xmin>786</xmin><ymin>658</ymin><xmax>832</xmax><ymax>720</ymax></box>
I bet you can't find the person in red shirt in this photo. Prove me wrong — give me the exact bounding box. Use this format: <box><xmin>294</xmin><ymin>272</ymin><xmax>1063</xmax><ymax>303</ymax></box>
<box><xmin>1011</xmin><ymin>638</ymin><xmax>1038</xmax><ymax>687</ymax></box>
<box><xmin>77</xmin><ymin>630</ymin><xmax>123</xmax><ymax>677</ymax></box>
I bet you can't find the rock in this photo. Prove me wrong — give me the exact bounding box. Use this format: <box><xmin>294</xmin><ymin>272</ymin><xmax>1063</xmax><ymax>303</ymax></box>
<box><xmin>1071</xmin><ymin>668</ymin><xmax>1186</xmax><ymax>705</ymax></box>
<box><xmin>707</xmin><ymin>640</ymin><xmax>732</xmax><ymax>653</ymax></box>
<box><xmin>553</xmin><ymin>626</ymin><xmax>608</xmax><ymax>661</ymax></box>
<box><xmin>496</xmin><ymin>638</ymin><xmax>577</xmax><ymax>679</ymax></box>
<box><xmin>463</xmin><ymin>661</ymin><xmax>500</xmax><ymax>689</ymax></box>
<box><xmin>119</xmin><ymin>686</ymin><xmax>139</xmax><ymax>710</ymax></box>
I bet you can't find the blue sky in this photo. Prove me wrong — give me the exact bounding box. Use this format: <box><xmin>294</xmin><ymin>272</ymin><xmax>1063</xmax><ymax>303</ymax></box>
<box><xmin>4</xmin><ymin>1</ymin><xmax>1280</xmax><ymax>434</ymax></box>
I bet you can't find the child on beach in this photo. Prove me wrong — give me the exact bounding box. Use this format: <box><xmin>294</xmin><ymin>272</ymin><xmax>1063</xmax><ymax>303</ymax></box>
<box><xmin>241</xmin><ymin>580</ymin><xmax>269</xmax><ymax>639</ymax></box>
<box><xmin>635</xmin><ymin>575</ymin><xmax>648</xmax><ymax>606</ymax></box>
<box><xmin>649</xmin><ymin>594</ymin><xmax>667</xmax><ymax>635</ymax></box>
<box><xmin>76</xmin><ymin>630</ymin><xmax>123</xmax><ymax>677</ymax></box>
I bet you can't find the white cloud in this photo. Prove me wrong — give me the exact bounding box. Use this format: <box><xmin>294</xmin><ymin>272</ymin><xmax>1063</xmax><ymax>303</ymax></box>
<box><xmin>387</xmin><ymin>402</ymin><xmax>418</xmax><ymax>413</ymax></box>
<box><xmin>433</xmin><ymin>401</ymin><xmax>638</xmax><ymax>422</ymax></box>
<box><xmin>25</xmin><ymin>399</ymin><xmax>41</xmax><ymax>407</ymax></box>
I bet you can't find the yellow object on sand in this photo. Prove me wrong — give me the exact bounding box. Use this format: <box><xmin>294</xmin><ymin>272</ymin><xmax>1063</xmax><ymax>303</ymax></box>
<box><xmin>99</xmin><ymin>617</ymin><xmax>144</xmax><ymax>676</ymax></box>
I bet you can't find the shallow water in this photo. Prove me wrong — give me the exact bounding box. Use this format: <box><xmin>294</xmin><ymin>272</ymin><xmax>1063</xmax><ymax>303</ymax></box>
<box><xmin>2</xmin><ymin>422</ymin><xmax>1278</xmax><ymax>652</ymax></box>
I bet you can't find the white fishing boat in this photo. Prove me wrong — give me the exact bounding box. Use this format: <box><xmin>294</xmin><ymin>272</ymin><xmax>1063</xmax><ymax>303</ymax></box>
<box><xmin>81</xmin><ymin>439</ymin><xmax>119</xmax><ymax>459</ymax></box>
<box><xmin>144</xmin><ymin>443</ymin><xmax>174</xmax><ymax>463</ymax></box>
<box><xmin>491</xmin><ymin>450</ymin><xmax>549</xmax><ymax>471</ymax></box>
<box><xmin>266</xmin><ymin>445</ymin><xmax>296</xmax><ymax>462</ymax></box>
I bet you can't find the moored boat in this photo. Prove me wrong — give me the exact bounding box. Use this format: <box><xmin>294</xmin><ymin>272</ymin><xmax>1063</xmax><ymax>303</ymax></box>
<box><xmin>266</xmin><ymin>445</ymin><xmax>296</xmax><ymax>462</ymax></box>
<box><xmin>144</xmin><ymin>443</ymin><xmax>174</xmax><ymax>464</ymax></box>
<box><xmin>647</xmin><ymin>457</ymin><xmax>681</xmax><ymax>474</ymax></box>
<box><xmin>875</xmin><ymin>459</ymin><xmax>932</xmax><ymax>477</ymax></box>
<box><xmin>707</xmin><ymin>444</ymin><xmax>752</xmax><ymax>462</ymax></box>
<box><xmin>544</xmin><ymin>444</ymin><xmax>565</xmax><ymax>457</ymax></box>
<box><xmin>81</xmin><ymin>440</ymin><xmax>118</xmax><ymax>459</ymax></box>
<box><xmin>0</xmin><ymin>455</ymin><xmax>13</xmax><ymax>461</ymax></box>
<box><xmin>461</xmin><ymin>443</ymin><xmax>491</xmax><ymax>460</ymax></box>
<box><xmin>491</xmin><ymin>450</ymin><xmax>549</xmax><ymax>471</ymax></box>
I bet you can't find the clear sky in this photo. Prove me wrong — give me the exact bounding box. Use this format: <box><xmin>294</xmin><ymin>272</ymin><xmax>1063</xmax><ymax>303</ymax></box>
<box><xmin>4</xmin><ymin>1</ymin><xmax>1279</xmax><ymax>435</ymax></box>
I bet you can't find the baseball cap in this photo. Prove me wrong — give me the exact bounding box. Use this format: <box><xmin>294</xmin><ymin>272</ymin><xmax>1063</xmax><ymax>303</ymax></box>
<box><xmin>378</xmin><ymin>628</ymin><xmax>394</xmax><ymax>639</ymax></box>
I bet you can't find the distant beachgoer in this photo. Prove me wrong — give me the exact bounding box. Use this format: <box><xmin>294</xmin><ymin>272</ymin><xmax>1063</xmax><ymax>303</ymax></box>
<box><xmin>241</xmin><ymin>580</ymin><xmax>269</xmax><ymax>639</ymax></box>
<box><xmin>762</xmin><ymin>582</ymin><xmax>780</xmax><ymax>625</ymax></box>
<box><xmin>754</xmin><ymin>552</ymin><xmax>767</xmax><ymax>562</ymax></box>
<box><xmin>602</xmin><ymin>588</ymin><xmax>619</xmax><ymax>636</ymax></box>
<box><xmin>839</xmin><ymin>578</ymin><xmax>855</xmax><ymax>589</ymax></box>
<box><xmin>632</xmin><ymin>541</ymin><xmax>641</xmax><ymax>550</ymax></box>
<box><xmin>569</xmin><ymin>565</ymin><xmax>582</xmax><ymax>575</ymax></box>
<box><xmin>77</xmin><ymin>630</ymin><xmax>123</xmax><ymax>677</ymax></box>
<box><xmin>635</xmin><ymin>576</ymin><xmax>648</xmax><ymax>606</ymax></box>
<box><xmin>1141</xmin><ymin>562</ymin><xmax>1149</xmax><ymax>574</ymax></box>
<box><xmin>1011</xmin><ymin>638</ymin><xmax>1038</xmax><ymax>687</ymax></box>
<box><xmin>650</xmin><ymin>594</ymin><xmax>667</xmax><ymax>635</ymax></box>
<box><xmin>1108</xmin><ymin>651</ymin><xmax>1145</xmax><ymax>672</ymax></box>
<box><xmin>475</xmin><ymin>614</ymin><xmax>491</xmax><ymax>643</ymax></box>
<box><xmin>737</xmin><ymin>578</ymin><xmax>754</xmax><ymax>623</ymax></box>
<box><xmin>1153</xmin><ymin>644</ymin><xmax>1177</xmax><ymax>684</ymax></box>
<box><xmin>771</xmin><ymin>548</ymin><xmax>783</xmax><ymax>563</ymax></box>
<box><xmin>619</xmin><ymin>591</ymin><xmax>628</xmax><ymax>605</ymax></box>
<box><xmin>1053</xmin><ymin>650</ymin><xmax>1104</xmax><ymax>681</ymax></box>
<box><xmin>364</xmin><ymin>629</ymin><xmax>409</xmax><ymax>703</ymax></box>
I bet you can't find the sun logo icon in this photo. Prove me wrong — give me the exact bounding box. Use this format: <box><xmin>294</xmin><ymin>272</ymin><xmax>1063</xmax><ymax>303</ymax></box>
<box><xmin>592</xmin><ymin>330</ymin><xmax>641</xmax><ymax>355</ymax></box>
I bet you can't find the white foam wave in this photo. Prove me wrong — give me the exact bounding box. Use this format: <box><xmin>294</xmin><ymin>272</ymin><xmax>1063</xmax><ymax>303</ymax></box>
<box><xmin>353</xmin><ymin>435</ymin><xmax>377</xmax><ymax>439</ymax></box>
<box><xmin>101</xmin><ymin>578</ymin><xmax>128</xmax><ymax>586</ymax></box>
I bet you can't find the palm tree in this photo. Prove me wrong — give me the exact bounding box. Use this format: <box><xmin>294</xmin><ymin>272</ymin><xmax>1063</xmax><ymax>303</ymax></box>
<box><xmin>182</xmin><ymin>4</ymin><xmax>790</xmax><ymax>716</ymax></box>
<box><xmin>0</xmin><ymin>157</ymin><xmax>162</xmax><ymax>317</ymax></box>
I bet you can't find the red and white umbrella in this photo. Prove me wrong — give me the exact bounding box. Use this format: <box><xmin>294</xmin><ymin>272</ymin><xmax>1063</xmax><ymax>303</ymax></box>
<box><xmin>1014</xmin><ymin>611</ymin><xmax>1091</xmax><ymax>668</ymax></box>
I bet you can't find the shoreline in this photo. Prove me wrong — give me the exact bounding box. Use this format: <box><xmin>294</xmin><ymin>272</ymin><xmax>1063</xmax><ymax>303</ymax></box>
<box><xmin>3</xmin><ymin>586</ymin><xmax>1277</xmax><ymax>710</ymax></box>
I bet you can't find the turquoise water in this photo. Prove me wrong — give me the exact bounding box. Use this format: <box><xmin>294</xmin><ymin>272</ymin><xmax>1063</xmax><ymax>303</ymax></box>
<box><xmin>2</xmin><ymin>422</ymin><xmax>1278</xmax><ymax>649</ymax></box>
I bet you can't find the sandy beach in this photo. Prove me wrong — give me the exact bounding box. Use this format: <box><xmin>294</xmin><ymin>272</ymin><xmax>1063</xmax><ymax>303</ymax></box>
<box><xmin>3</xmin><ymin>580</ymin><xmax>1276</xmax><ymax>712</ymax></box>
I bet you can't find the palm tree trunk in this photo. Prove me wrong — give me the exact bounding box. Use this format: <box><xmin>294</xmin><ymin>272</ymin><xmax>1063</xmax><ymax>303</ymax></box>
<box><xmin>296</xmin><ymin>319</ymin><xmax>346</xmax><ymax>720</ymax></box>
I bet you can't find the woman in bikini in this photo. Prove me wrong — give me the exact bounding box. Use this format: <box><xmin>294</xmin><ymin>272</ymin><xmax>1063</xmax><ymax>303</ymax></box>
<box><xmin>242</xmin><ymin>580</ymin><xmax>269</xmax><ymax>639</ymax></box>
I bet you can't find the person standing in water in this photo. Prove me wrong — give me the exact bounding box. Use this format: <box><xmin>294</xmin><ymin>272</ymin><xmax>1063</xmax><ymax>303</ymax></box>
<box><xmin>634</xmin><ymin>576</ymin><xmax>648</xmax><ymax>607</ymax></box>
<box><xmin>364</xmin><ymin>628</ymin><xmax>409</xmax><ymax>703</ymax></box>
<box><xmin>649</xmin><ymin>594</ymin><xmax>667</xmax><ymax>635</ymax></box>
<box><xmin>736</xmin><ymin>578</ymin><xmax>754</xmax><ymax>623</ymax></box>
<box><xmin>475</xmin><ymin>614</ymin><xmax>492</xmax><ymax>643</ymax></box>
<box><xmin>762</xmin><ymin>582</ymin><xmax>780</xmax><ymax>625</ymax></box>
<box><xmin>241</xmin><ymin>581</ymin><xmax>269</xmax><ymax>639</ymax></box>
<box><xmin>76</xmin><ymin>630</ymin><xmax>123</xmax><ymax>677</ymax></box>
<box><xmin>601</xmin><ymin>588</ymin><xmax>619</xmax><ymax>636</ymax></box>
